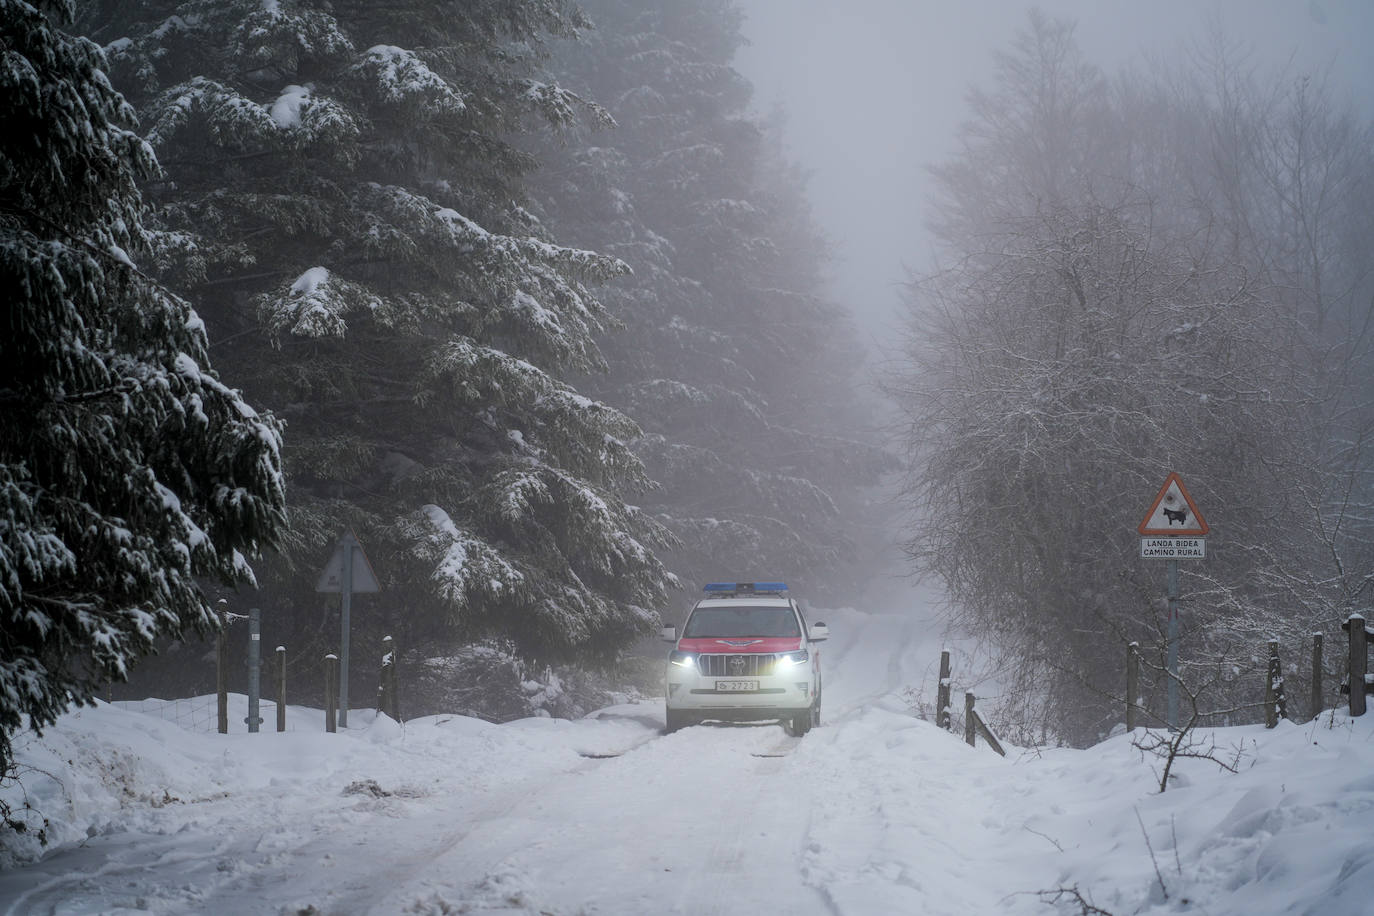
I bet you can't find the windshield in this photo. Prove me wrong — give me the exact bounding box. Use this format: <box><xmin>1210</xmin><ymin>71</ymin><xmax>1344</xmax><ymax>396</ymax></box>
<box><xmin>683</xmin><ymin>605</ymin><xmax>800</xmax><ymax>638</ymax></box>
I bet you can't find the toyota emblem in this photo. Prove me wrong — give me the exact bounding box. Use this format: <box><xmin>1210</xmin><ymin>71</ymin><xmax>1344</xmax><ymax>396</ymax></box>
<box><xmin>729</xmin><ymin>656</ymin><xmax>747</xmax><ymax>674</ymax></box>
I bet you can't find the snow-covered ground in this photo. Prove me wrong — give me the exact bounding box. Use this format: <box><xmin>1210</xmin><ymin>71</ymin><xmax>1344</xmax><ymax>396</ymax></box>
<box><xmin>2</xmin><ymin>606</ymin><xmax>1371</xmax><ymax>915</ymax></box>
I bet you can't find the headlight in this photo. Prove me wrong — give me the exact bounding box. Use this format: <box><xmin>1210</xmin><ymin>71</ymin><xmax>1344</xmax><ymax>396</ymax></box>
<box><xmin>774</xmin><ymin>649</ymin><xmax>809</xmax><ymax>669</ymax></box>
<box><xmin>669</xmin><ymin>650</ymin><xmax>697</xmax><ymax>668</ymax></box>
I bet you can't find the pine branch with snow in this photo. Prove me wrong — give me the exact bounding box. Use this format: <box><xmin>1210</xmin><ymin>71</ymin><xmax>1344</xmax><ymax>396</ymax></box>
<box><xmin>0</xmin><ymin>0</ymin><xmax>286</xmax><ymax>774</ymax></box>
<box><xmin>79</xmin><ymin>0</ymin><xmax>677</xmax><ymax>670</ymax></box>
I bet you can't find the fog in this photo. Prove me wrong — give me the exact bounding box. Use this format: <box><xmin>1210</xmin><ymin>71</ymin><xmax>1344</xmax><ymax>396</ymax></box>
<box><xmin>11</xmin><ymin>0</ymin><xmax>1371</xmax><ymax>757</ymax></box>
<box><xmin>734</xmin><ymin>0</ymin><xmax>1374</xmax><ymax>341</ymax></box>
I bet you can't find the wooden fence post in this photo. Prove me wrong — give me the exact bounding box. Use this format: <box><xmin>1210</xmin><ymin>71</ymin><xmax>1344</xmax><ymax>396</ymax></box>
<box><xmin>1126</xmin><ymin>641</ymin><xmax>1139</xmax><ymax>731</ymax></box>
<box><xmin>1265</xmin><ymin>639</ymin><xmax>1286</xmax><ymax>728</ymax></box>
<box><xmin>1310</xmin><ymin>633</ymin><xmax>1323</xmax><ymax>721</ymax></box>
<box><xmin>376</xmin><ymin>641</ymin><xmax>387</xmax><ymax>716</ymax></box>
<box><xmin>325</xmin><ymin>654</ymin><xmax>338</xmax><ymax>733</ymax></box>
<box><xmin>276</xmin><ymin>646</ymin><xmax>287</xmax><ymax>732</ymax></box>
<box><xmin>378</xmin><ymin>635</ymin><xmax>399</xmax><ymax>720</ymax></box>
<box><xmin>972</xmin><ymin>709</ymin><xmax>1007</xmax><ymax>757</ymax></box>
<box><xmin>936</xmin><ymin>650</ymin><xmax>951</xmax><ymax>730</ymax></box>
<box><xmin>216</xmin><ymin>600</ymin><xmax>228</xmax><ymax>735</ymax></box>
<box><xmin>387</xmin><ymin>636</ymin><xmax>399</xmax><ymax>721</ymax></box>
<box><xmin>961</xmin><ymin>692</ymin><xmax>1006</xmax><ymax>756</ymax></box>
<box><xmin>1345</xmin><ymin>614</ymin><xmax>1368</xmax><ymax>717</ymax></box>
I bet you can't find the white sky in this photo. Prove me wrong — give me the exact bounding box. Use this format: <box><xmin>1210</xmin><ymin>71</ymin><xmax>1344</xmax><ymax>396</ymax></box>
<box><xmin>733</xmin><ymin>0</ymin><xmax>1374</xmax><ymax>343</ymax></box>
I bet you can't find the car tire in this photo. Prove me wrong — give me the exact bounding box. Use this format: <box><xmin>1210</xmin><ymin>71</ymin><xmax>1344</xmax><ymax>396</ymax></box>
<box><xmin>665</xmin><ymin>709</ymin><xmax>692</xmax><ymax>733</ymax></box>
<box><xmin>790</xmin><ymin>709</ymin><xmax>812</xmax><ymax>737</ymax></box>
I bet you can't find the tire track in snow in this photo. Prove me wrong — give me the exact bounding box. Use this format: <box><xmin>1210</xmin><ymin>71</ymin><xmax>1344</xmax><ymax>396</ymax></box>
<box><xmin>188</xmin><ymin>733</ymin><xmax>660</xmax><ymax>915</ymax></box>
<box><xmin>790</xmin><ymin>707</ymin><xmax>1009</xmax><ymax>915</ymax></box>
<box><xmin>822</xmin><ymin>608</ymin><xmax>926</xmax><ymax>722</ymax></box>
<box><xmin>785</xmin><ymin>606</ymin><xmax>1012</xmax><ymax>915</ymax></box>
<box><xmin>387</xmin><ymin>724</ymin><xmax>832</xmax><ymax>915</ymax></box>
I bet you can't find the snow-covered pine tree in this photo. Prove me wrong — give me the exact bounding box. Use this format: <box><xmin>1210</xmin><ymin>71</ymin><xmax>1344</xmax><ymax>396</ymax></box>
<box><xmin>79</xmin><ymin>0</ymin><xmax>676</xmax><ymax>667</ymax></box>
<box><xmin>533</xmin><ymin>0</ymin><xmax>893</xmax><ymax>604</ymax></box>
<box><xmin>0</xmin><ymin>0</ymin><xmax>286</xmax><ymax>774</ymax></box>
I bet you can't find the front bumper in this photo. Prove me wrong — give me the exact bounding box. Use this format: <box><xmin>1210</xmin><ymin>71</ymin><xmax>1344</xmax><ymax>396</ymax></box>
<box><xmin>665</xmin><ymin>665</ymin><xmax>814</xmax><ymax>714</ymax></box>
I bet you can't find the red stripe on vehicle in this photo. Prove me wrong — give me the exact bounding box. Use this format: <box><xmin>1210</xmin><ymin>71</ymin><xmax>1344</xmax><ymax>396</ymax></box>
<box><xmin>676</xmin><ymin>637</ymin><xmax>802</xmax><ymax>652</ymax></box>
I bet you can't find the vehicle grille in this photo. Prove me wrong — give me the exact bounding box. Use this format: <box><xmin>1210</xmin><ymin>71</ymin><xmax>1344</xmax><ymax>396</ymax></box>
<box><xmin>697</xmin><ymin>654</ymin><xmax>777</xmax><ymax>677</ymax></box>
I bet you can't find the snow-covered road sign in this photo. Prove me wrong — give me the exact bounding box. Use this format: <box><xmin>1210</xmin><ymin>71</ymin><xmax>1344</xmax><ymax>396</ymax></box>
<box><xmin>315</xmin><ymin>530</ymin><xmax>380</xmax><ymax>593</ymax></box>
<box><xmin>1138</xmin><ymin>472</ymin><xmax>1209</xmax><ymax>537</ymax></box>
<box><xmin>315</xmin><ymin>530</ymin><xmax>379</xmax><ymax>730</ymax></box>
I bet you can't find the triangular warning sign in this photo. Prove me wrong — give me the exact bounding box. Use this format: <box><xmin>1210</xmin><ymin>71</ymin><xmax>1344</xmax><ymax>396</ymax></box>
<box><xmin>1138</xmin><ymin>473</ymin><xmax>1209</xmax><ymax>536</ymax></box>
<box><xmin>314</xmin><ymin>530</ymin><xmax>381</xmax><ymax>593</ymax></box>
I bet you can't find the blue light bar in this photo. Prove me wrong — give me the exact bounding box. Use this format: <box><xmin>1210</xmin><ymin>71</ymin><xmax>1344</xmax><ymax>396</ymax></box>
<box><xmin>702</xmin><ymin>581</ymin><xmax>788</xmax><ymax>593</ymax></box>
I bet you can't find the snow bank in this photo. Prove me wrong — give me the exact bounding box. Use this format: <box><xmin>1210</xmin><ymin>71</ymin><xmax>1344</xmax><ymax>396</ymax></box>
<box><xmin>792</xmin><ymin>704</ymin><xmax>1374</xmax><ymax>915</ymax></box>
<box><xmin>2</xmin><ymin>643</ymin><xmax>1371</xmax><ymax>914</ymax></box>
<box><xmin>0</xmin><ymin>695</ymin><xmax>654</xmax><ymax>872</ymax></box>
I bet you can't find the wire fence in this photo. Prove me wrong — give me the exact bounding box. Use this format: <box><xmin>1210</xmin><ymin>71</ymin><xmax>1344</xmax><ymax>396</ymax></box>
<box><xmin>106</xmin><ymin>609</ymin><xmax>397</xmax><ymax>735</ymax></box>
<box><xmin>109</xmin><ymin>696</ymin><xmax>303</xmax><ymax>734</ymax></box>
<box><xmin>109</xmin><ymin>697</ymin><xmax>221</xmax><ymax>733</ymax></box>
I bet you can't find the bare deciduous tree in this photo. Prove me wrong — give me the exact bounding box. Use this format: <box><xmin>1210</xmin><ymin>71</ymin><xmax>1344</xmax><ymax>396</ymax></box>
<box><xmin>890</xmin><ymin>11</ymin><xmax>1374</xmax><ymax>744</ymax></box>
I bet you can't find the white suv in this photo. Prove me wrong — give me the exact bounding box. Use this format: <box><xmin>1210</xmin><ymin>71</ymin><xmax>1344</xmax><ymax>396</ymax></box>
<box><xmin>661</xmin><ymin>582</ymin><xmax>828</xmax><ymax>735</ymax></box>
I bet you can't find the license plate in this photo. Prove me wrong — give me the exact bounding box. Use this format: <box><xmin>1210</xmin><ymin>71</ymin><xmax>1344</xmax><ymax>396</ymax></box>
<box><xmin>716</xmin><ymin>680</ymin><xmax>759</xmax><ymax>692</ymax></box>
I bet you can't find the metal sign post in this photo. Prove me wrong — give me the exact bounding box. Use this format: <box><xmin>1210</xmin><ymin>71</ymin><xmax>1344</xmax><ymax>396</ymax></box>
<box><xmin>1138</xmin><ymin>473</ymin><xmax>1209</xmax><ymax>732</ymax></box>
<box><xmin>1166</xmin><ymin>560</ymin><xmax>1179</xmax><ymax>731</ymax></box>
<box><xmin>245</xmin><ymin>606</ymin><xmax>262</xmax><ymax>733</ymax></box>
<box><xmin>340</xmin><ymin>538</ymin><xmax>353</xmax><ymax>728</ymax></box>
<box><xmin>315</xmin><ymin>529</ymin><xmax>380</xmax><ymax>729</ymax></box>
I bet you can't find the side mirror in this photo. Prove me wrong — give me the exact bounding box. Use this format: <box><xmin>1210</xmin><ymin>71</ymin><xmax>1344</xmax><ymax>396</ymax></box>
<box><xmin>808</xmin><ymin>623</ymin><xmax>829</xmax><ymax>642</ymax></box>
<box><xmin>660</xmin><ymin>626</ymin><xmax>678</xmax><ymax>642</ymax></box>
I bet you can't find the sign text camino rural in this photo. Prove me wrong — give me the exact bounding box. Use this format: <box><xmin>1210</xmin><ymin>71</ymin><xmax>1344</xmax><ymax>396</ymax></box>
<box><xmin>1140</xmin><ymin>537</ymin><xmax>1205</xmax><ymax>559</ymax></box>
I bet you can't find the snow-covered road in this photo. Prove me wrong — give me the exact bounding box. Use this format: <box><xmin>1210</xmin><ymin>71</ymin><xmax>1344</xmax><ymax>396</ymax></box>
<box><xmin>358</xmin><ymin>609</ymin><xmax>934</xmax><ymax>915</ymax></box>
<box><xmin>3</xmin><ymin>606</ymin><xmax>1372</xmax><ymax>915</ymax></box>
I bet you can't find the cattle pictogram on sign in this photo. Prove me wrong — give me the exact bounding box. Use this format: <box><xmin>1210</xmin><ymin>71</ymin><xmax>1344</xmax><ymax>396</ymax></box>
<box><xmin>1138</xmin><ymin>472</ymin><xmax>1209</xmax><ymax>536</ymax></box>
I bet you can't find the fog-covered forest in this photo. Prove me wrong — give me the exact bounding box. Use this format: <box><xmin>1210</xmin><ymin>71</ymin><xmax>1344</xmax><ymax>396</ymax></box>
<box><xmin>2</xmin><ymin>0</ymin><xmax>896</xmax><ymax>771</ymax></box>
<box><xmin>890</xmin><ymin>12</ymin><xmax>1374</xmax><ymax>743</ymax></box>
<box><xmin>2</xmin><ymin>0</ymin><xmax>1371</xmax><ymax>778</ymax></box>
